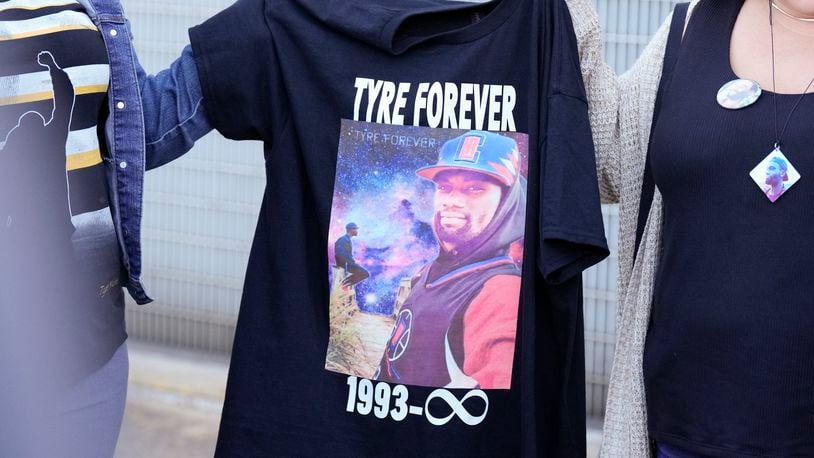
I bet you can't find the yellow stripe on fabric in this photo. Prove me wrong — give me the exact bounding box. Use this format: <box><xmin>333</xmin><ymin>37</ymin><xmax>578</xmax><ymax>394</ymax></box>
<box><xmin>66</xmin><ymin>126</ymin><xmax>99</xmax><ymax>156</ymax></box>
<box><xmin>0</xmin><ymin>90</ymin><xmax>53</xmax><ymax>105</ymax></box>
<box><xmin>0</xmin><ymin>84</ymin><xmax>108</xmax><ymax>106</ymax></box>
<box><xmin>0</xmin><ymin>0</ymin><xmax>78</xmax><ymax>13</ymax></box>
<box><xmin>0</xmin><ymin>64</ymin><xmax>110</xmax><ymax>101</ymax></box>
<box><xmin>0</xmin><ymin>23</ymin><xmax>97</xmax><ymax>41</ymax></box>
<box><xmin>75</xmin><ymin>84</ymin><xmax>108</xmax><ymax>96</ymax></box>
<box><xmin>66</xmin><ymin>148</ymin><xmax>102</xmax><ymax>171</ymax></box>
<box><xmin>0</xmin><ymin>10</ymin><xmax>97</xmax><ymax>39</ymax></box>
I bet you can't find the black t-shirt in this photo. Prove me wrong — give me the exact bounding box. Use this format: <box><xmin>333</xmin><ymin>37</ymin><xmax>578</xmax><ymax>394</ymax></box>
<box><xmin>0</xmin><ymin>0</ymin><xmax>125</xmax><ymax>382</ymax></box>
<box><xmin>646</xmin><ymin>0</ymin><xmax>814</xmax><ymax>456</ymax></box>
<box><xmin>190</xmin><ymin>0</ymin><xmax>607</xmax><ymax>455</ymax></box>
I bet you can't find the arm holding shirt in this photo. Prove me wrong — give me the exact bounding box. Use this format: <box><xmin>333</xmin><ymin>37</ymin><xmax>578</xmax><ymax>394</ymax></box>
<box><xmin>562</xmin><ymin>0</ymin><xmax>697</xmax><ymax>205</ymax></box>
<box><xmin>137</xmin><ymin>0</ymin><xmax>278</xmax><ymax>164</ymax></box>
<box><xmin>138</xmin><ymin>44</ymin><xmax>213</xmax><ymax>170</ymax></box>
<box><xmin>561</xmin><ymin>1</ymin><xmax>701</xmax><ymax>456</ymax></box>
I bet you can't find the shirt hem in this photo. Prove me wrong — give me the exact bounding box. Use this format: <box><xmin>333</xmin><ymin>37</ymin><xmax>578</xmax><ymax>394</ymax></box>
<box><xmin>651</xmin><ymin>431</ymin><xmax>787</xmax><ymax>458</ymax></box>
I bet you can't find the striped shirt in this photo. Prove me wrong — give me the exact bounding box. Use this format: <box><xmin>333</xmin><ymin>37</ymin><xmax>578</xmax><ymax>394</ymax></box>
<box><xmin>0</xmin><ymin>0</ymin><xmax>126</xmax><ymax>374</ymax></box>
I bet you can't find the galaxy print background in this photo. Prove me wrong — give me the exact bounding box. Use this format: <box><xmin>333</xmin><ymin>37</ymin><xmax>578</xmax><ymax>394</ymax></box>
<box><xmin>324</xmin><ymin>120</ymin><xmax>528</xmax><ymax>378</ymax></box>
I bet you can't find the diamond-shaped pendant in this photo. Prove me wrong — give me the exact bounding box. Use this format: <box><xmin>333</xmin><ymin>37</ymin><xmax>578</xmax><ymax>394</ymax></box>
<box><xmin>749</xmin><ymin>147</ymin><xmax>801</xmax><ymax>202</ymax></box>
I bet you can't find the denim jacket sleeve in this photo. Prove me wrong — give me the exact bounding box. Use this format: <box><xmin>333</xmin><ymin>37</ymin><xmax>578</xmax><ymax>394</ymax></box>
<box><xmin>137</xmin><ymin>44</ymin><xmax>213</xmax><ymax>171</ymax></box>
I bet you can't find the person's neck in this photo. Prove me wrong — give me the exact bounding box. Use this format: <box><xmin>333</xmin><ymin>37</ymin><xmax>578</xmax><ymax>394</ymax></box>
<box><xmin>770</xmin><ymin>182</ymin><xmax>785</xmax><ymax>196</ymax></box>
<box><xmin>774</xmin><ymin>11</ymin><xmax>814</xmax><ymax>38</ymax></box>
<box><xmin>732</xmin><ymin>1</ymin><xmax>814</xmax><ymax>94</ymax></box>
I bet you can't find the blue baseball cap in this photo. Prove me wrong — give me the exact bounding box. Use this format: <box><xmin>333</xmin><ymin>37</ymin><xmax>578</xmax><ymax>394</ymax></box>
<box><xmin>346</xmin><ymin>222</ymin><xmax>359</xmax><ymax>230</ymax></box>
<box><xmin>416</xmin><ymin>131</ymin><xmax>521</xmax><ymax>187</ymax></box>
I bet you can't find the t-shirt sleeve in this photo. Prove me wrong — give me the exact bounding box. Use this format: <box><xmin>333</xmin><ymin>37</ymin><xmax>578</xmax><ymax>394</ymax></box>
<box><xmin>188</xmin><ymin>0</ymin><xmax>275</xmax><ymax>141</ymax></box>
<box><xmin>538</xmin><ymin>0</ymin><xmax>609</xmax><ymax>284</ymax></box>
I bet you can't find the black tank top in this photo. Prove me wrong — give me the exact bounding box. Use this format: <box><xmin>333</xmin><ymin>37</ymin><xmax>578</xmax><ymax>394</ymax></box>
<box><xmin>645</xmin><ymin>0</ymin><xmax>814</xmax><ymax>455</ymax></box>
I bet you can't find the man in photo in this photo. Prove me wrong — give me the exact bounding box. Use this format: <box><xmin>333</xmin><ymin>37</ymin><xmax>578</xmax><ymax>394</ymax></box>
<box><xmin>764</xmin><ymin>156</ymin><xmax>790</xmax><ymax>202</ymax></box>
<box><xmin>375</xmin><ymin>131</ymin><xmax>527</xmax><ymax>389</ymax></box>
<box><xmin>334</xmin><ymin>222</ymin><xmax>370</xmax><ymax>289</ymax></box>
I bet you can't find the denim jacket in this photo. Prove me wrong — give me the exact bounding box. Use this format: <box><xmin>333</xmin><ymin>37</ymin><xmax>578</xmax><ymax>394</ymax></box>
<box><xmin>77</xmin><ymin>0</ymin><xmax>211</xmax><ymax>304</ymax></box>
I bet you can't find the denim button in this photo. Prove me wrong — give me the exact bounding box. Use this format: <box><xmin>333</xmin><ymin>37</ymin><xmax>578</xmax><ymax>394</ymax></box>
<box><xmin>116</xmin><ymin>101</ymin><xmax>125</xmax><ymax>110</ymax></box>
<box><xmin>109</xmin><ymin>29</ymin><xmax>118</xmax><ymax>37</ymax></box>
<box><xmin>119</xmin><ymin>161</ymin><xmax>128</xmax><ymax>169</ymax></box>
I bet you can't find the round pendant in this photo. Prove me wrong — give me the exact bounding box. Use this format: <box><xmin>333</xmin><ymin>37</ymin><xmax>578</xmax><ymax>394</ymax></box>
<box><xmin>717</xmin><ymin>79</ymin><xmax>762</xmax><ymax>109</ymax></box>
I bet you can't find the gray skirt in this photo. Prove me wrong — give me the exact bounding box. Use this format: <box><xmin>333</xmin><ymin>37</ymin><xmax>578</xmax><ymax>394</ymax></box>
<box><xmin>1</xmin><ymin>342</ymin><xmax>129</xmax><ymax>457</ymax></box>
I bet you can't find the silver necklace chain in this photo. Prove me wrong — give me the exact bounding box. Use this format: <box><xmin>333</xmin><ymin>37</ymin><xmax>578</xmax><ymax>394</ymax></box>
<box><xmin>772</xmin><ymin>1</ymin><xmax>814</xmax><ymax>23</ymax></box>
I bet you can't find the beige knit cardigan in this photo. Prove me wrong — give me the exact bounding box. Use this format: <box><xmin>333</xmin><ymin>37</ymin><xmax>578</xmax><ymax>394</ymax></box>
<box><xmin>563</xmin><ymin>0</ymin><xmax>701</xmax><ymax>456</ymax></box>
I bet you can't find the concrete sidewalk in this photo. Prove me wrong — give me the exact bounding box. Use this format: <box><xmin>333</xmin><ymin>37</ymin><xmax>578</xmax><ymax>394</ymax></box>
<box><xmin>116</xmin><ymin>341</ymin><xmax>228</xmax><ymax>458</ymax></box>
<box><xmin>587</xmin><ymin>418</ymin><xmax>603</xmax><ymax>457</ymax></box>
<box><xmin>117</xmin><ymin>341</ymin><xmax>602</xmax><ymax>457</ymax></box>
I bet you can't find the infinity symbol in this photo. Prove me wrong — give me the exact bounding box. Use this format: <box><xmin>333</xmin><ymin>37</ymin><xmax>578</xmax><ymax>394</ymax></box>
<box><xmin>424</xmin><ymin>389</ymin><xmax>489</xmax><ymax>426</ymax></box>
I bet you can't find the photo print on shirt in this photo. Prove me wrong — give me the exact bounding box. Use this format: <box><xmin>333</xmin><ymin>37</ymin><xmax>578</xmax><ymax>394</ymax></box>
<box><xmin>326</xmin><ymin>120</ymin><xmax>528</xmax><ymax>390</ymax></box>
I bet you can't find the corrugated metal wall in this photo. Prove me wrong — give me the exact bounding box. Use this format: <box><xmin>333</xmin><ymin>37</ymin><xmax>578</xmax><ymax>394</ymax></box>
<box><xmin>124</xmin><ymin>0</ymin><xmax>677</xmax><ymax>417</ymax></box>
<box><xmin>597</xmin><ymin>0</ymin><xmax>678</xmax><ymax>73</ymax></box>
<box><xmin>124</xmin><ymin>0</ymin><xmax>264</xmax><ymax>353</ymax></box>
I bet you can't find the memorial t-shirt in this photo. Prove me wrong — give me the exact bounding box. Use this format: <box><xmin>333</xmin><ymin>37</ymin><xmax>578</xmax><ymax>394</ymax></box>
<box><xmin>190</xmin><ymin>0</ymin><xmax>608</xmax><ymax>455</ymax></box>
